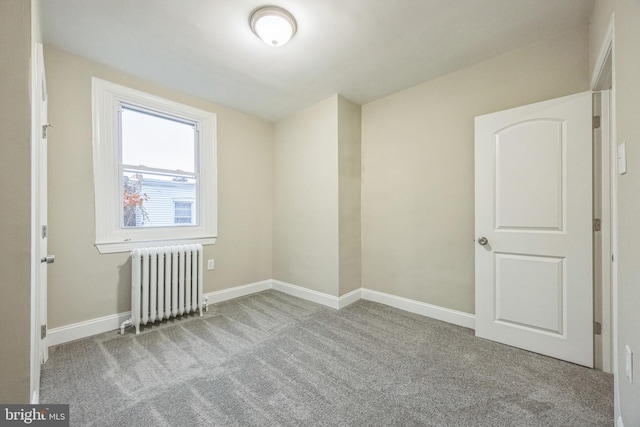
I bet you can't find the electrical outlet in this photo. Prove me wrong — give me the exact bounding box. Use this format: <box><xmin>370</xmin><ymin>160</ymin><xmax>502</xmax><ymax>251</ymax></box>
<box><xmin>207</xmin><ymin>259</ymin><xmax>215</xmax><ymax>270</ymax></box>
<box><xmin>626</xmin><ymin>345</ymin><xmax>633</xmax><ymax>383</ymax></box>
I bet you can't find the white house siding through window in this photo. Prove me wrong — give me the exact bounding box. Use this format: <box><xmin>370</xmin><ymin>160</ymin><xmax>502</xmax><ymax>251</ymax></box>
<box><xmin>128</xmin><ymin>177</ymin><xmax>196</xmax><ymax>227</ymax></box>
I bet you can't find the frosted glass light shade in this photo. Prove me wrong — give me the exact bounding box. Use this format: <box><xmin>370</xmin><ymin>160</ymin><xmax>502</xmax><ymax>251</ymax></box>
<box><xmin>250</xmin><ymin>6</ymin><xmax>297</xmax><ymax>47</ymax></box>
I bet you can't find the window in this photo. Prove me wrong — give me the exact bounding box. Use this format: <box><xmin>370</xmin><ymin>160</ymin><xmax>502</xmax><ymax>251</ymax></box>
<box><xmin>92</xmin><ymin>78</ymin><xmax>217</xmax><ymax>253</ymax></box>
<box><xmin>174</xmin><ymin>201</ymin><xmax>193</xmax><ymax>224</ymax></box>
<box><xmin>121</xmin><ymin>106</ymin><xmax>197</xmax><ymax>228</ymax></box>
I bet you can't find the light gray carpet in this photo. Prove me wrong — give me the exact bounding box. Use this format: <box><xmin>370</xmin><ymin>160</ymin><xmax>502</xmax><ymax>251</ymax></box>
<box><xmin>40</xmin><ymin>290</ymin><xmax>613</xmax><ymax>426</ymax></box>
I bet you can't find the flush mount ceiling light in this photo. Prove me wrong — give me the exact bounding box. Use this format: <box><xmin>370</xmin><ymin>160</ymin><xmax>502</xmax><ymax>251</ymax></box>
<box><xmin>250</xmin><ymin>6</ymin><xmax>297</xmax><ymax>47</ymax></box>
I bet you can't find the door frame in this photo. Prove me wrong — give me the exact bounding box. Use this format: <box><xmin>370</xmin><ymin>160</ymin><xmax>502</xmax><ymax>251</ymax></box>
<box><xmin>593</xmin><ymin>90</ymin><xmax>612</xmax><ymax>373</ymax></box>
<box><xmin>591</xmin><ymin>18</ymin><xmax>614</xmax><ymax>374</ymax></box>
<box><xmin>590</xmin><ymin>11</ymin><xmax>618</xmax><ymax>418</ymax></box>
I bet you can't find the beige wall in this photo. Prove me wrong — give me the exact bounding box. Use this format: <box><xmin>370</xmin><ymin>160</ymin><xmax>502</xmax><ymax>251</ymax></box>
<box><xmin>45</xmin><ymin>46</ymin><xmax>273</xmax><ymax>329</ymax></box>
<box><xmin>361</xmin><ymin>27</ymin><xmax>590</xmax><ymax>314</ymax></box>
<box><xmin>273</xmin><ymin>95</ymin><xmax>362</xmax><ymax>297</ymax></box>
<box><xmin>590</xmin><ymin>0</ymin><xmax>640</xmax><ymax>424</ymax></box>
<box><xmin>273</xmin><ymin>96</ymin><xmax>340</xmax><ymax>295</ymax></box>
<box><xmin>588</xmin><ymin>0</ymin><xmax>614</xmax><ymax>81</ymax></box>
<box><xmin>338</xmin><ymin>96</ymin><xmax>362</xmax><ymax>296</ymax></box>
<box><xmin>0</xmin><ymin>0</ymin><xmax>32</xmax><ymax>403</ymax></box>
<box><xmin>614</xmin><ymin>1</ymin><xmax>640</xmax><ymax>422</ymax></box>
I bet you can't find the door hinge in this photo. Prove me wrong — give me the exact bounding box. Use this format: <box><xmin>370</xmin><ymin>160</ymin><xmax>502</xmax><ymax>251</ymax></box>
<box><xmin>593</xmin><ymin>115</ymin><xmax>601</xmax><ymax>129</ymax></box>
<box><xmin>594</xmin><ymin>218</ymin><xmax>602</xmax><ymax>232</ymax></box>
<box><xmin>42</xmin><ymin>124</ymin><xmax>53</xmax><ymax>139</ymax></box>
<box><xmin>41</xmin><ymin>225</ymin><xmax>47</xmax><ymax>239</ymax></box>
<box><xmin>594</xmin><ymin>322</ymin><xmax>602</xmax><ymax>335</ymax></box>
<box><xmin>40</xmin><ymin>324</ymin><xmax>47</xmax><ymax>339</ymax></box>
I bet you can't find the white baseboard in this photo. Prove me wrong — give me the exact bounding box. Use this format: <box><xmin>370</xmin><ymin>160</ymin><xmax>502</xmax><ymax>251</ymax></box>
<box><xmin>204</xmin><ymin>280</ymin><xmax>272</xmax><ymax>304</ymax></box>
<box><xmin>48</xmin><ymin>280</ymin><xmax>474</xmax><ymax>346</ymax></box>
<box><xmin>360</xmin><ymin>288</ymin><xmax>475</xmax><ymax>329</ymax></box>
<box><xmin>47</xmin><ymin>311</ymin><xmax>131</xmax><ymax>347</ymax></box>
<box><xmin>338</xmin><ymin>288</ymin><xmax>362</xmax><ymax>309</ymax></box>
<box><xmin>271</xmin><ymin>281</ymin><xmax>361</xmax><ymax>310</ymax></box>
<box><xmin>272</xmin><ymin>280</ymin><xmax>342</xmax><ymax>309</ymax></box>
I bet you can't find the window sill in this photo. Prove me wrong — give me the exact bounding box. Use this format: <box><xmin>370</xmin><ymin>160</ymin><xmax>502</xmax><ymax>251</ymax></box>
<box><xmin>95</xmin><ymin>237</ymin><xmax>217</xmax><ymax>254</ymax></box>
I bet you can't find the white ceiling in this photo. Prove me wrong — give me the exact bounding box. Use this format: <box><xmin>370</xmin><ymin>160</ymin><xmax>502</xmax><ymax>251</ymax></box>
<box><xmin>40</xmin><ymin>0</ymin><xmax>595</xmax><ymax>121</ymax></box>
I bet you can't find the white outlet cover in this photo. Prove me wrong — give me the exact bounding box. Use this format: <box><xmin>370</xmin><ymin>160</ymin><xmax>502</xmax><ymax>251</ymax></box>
<box><xmin>207</xmin><ymin>259</ymin><xmax>215</xmax><ymax>270</ymax></box>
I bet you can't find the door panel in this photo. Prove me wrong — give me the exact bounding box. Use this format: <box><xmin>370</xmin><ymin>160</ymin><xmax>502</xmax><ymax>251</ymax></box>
<box><xmin>495</xmin><ymin>120</ymin><xmax>564</xmax><ymax>230</ymax></box>
<box><xmin>495</xmin><ymin>253</ymin><xmax>564</xmax><ymax>333</ymax></box>
<box><xmin>475</xmin><ymin>92</ymin><xmax>593</xmax><ymax>367</ymax></box>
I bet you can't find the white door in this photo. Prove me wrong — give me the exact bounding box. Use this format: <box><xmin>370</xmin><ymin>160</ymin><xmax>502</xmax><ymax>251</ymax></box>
<box><xmin>474</xmin><ymin>92</ymin><xmax>593</xmax><ymax>367</ymax></box>
<box><xmin>31</xmin><ymin>43</ymin><xmax>50</xmax><ymax>403</ymax></box>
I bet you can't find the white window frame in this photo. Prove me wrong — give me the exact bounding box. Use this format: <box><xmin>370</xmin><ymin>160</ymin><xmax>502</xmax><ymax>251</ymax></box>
<box><xmin>92</xmin><ymin>78</ymin><xmax>217</xmax><ymax>253</ymax></box>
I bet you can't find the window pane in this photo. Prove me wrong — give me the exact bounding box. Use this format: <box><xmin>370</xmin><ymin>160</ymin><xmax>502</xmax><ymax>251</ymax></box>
<box><xmin>174</xmin><ymin>201</ymin><xmax>193</xmax><ymax>225</ymax></box>
<box><xmin>121</xmin><ymin>106</ymin><xmax>196</xmax><ymax>173</ymax></box>
<box><xmin>123</xmin><ymin>169</ymin><xmax>196</xmax><ymax>228</ymax></box>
